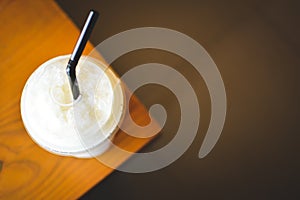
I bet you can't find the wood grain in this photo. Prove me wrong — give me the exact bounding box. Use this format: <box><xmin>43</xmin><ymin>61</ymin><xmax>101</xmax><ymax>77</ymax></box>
<box><xmin>0</xmin><ymin>0</ymin><xmax>159</xmax><ymax>199</ymax></box>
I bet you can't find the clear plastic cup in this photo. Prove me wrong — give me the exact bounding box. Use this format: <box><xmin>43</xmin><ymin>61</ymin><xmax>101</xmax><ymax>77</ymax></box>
<box><xmin>21</xmin><ymin>55</ymin><xmax>125</xmax><ymax>158</ymax></box>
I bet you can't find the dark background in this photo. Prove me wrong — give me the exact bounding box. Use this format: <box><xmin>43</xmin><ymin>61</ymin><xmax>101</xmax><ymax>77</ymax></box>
<box><xmin>56</xmin><ymin>0</ymin><xmax>299</xmax><ymax>199</ymax></box>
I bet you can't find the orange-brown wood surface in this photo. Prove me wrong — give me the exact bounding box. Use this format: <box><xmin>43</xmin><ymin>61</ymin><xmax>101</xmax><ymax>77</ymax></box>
<box><xmin>0</xmin><ymin>0</ymin><xmax>158</xmax><ymax>199</ymax></box>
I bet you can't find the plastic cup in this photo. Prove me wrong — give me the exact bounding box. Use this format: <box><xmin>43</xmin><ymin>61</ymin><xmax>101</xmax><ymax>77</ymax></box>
<box><xmin>21</xmin><ymin>55</ymin><xmax>125</xmax><ymax>158</ymax></box>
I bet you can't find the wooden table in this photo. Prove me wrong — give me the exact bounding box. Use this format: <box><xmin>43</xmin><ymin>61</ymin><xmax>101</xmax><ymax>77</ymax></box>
<box><xmin>0</xmin><ymin>0</ymin><xmax>158</xmax><ymax>199</ymax></box>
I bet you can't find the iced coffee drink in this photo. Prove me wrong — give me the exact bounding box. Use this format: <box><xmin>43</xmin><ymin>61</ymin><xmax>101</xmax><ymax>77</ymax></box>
<box><xmin>21</xmin><ymin>55</ymin><xmax>124</xmax><ymax>158</ymax></box>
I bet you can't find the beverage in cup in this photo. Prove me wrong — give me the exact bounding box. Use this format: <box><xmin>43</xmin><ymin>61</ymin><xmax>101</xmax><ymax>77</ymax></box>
<box><xmin>21</xmin><ymin>55</ymin><xmax>125</xmax><ymax>158</ymax></box>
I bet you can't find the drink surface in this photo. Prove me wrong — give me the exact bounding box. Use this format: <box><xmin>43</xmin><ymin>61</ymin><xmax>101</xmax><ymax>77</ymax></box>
<box><xmin>21</xmin><ymin>55</ymin><xmax>124</xmax><ymax>156</ymax></box>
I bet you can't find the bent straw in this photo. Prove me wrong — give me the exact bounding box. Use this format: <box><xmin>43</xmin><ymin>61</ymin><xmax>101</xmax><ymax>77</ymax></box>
<box><xmin>66</xmin><ymin>10</ymin><xmax>99</xmax><ymax>100</ymax></box>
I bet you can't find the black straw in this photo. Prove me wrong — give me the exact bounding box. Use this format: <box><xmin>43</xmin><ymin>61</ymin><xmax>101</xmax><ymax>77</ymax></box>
<box><xmin>66</xmin><ymin>10</ymin><xmax>99</xmax><ymax>100</ymax></box>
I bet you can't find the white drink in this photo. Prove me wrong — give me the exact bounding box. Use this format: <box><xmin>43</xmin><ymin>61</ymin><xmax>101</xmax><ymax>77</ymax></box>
<box><xmin>21</xmin><ymin>55</ymin><xmax>125</xmax><ymax>158</ymax></box>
